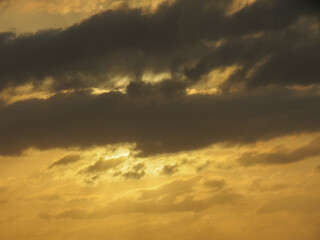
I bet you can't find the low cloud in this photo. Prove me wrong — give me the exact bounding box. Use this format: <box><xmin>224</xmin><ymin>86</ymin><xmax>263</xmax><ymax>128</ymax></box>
<box><xmin>0</xmin><ymin>88</ymin><xmax>320</xmax><ymax>156</ymax></box>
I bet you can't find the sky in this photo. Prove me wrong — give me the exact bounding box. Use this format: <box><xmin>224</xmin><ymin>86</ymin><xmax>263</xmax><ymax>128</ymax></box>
<box><xmin>0</xmin><ymin>0</ymin><xmax>320</xmax><ymax>239</ymax></box>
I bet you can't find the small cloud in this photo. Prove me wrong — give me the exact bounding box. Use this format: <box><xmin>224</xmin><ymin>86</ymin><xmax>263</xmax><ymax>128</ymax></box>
<box><xmin>315</xmin><ymin>164</ymin><xmax>320</xmax><ymax>173</ymax></box>
<box><xmin>49</xmin><ymin>154</ymin><xmax>81</xmax><ymax>169</ymax></box>
<box><xmin>84</xmin><ymin>175</ymin><xmax>100</xmax><ymax>184</ymax></box>
<box><xmin>196</xmin><ymin>161</ymin><xmax>211</xmax><ymax>172</ymax></box>
<box><xmin>249</xmin><ymin>178</ymin><xmax>289</xmax><ymax>192</ymax></box>
<box><xmin>123</xmin><ymin>163</ymin><xmax>145</xmax><ymax>179</ymax></box>
<box><xmin>38</xmin><ymin>194</ymin><xmax>61</xmax><ymax>201</ymax></box>
<box><xmin>83</xmin><ymin>157</ymin><xmax>125</xmax><ymax>174</ymax></box>
<box><xmin>202</xmin><ymin>177</ymin><xmax>227</xmax><ymax>190</ymax></box>
<box><xmin>39</xmin><ymin>212</ymin><xmax>52</xmax><ymax>220</ymax></box>
<box><xmin>160</xmin><ymin>164</ymin><xmax>179</xmax><ymax>176</ymax></box>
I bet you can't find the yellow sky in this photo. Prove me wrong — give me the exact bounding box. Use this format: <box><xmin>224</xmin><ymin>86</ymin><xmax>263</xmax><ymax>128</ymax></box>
<box><xmin>1</xmin><ymin>0</ymin><xmax>320</xmax><ymax>239</ymax></box>
<box><xmin>1</xmin><ymin>132</ymin><xmax>320</xmax><ymax>239</ymax></box>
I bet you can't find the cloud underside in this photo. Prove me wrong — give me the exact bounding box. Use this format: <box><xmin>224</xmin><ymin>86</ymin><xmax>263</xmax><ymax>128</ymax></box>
<box><xmin>0</xmin><ymin>87</ymin><xmax>319</xmax><ymax>156</ymax></box>
<box><xmin>0</xmin><ymin>0</ymin><xmax>319</xmax><ymax>91</ymax></box>
<box><xmin>0</xmin><ymin>0</ymin><xmax>319</xmax><ymax>161</ymax></box>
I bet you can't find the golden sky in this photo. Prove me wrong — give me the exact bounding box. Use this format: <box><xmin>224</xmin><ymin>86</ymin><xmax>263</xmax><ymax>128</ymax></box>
<box><xmin>1</xmin><ymin>0</ymin><xmax>320</xmax><ymax>239</ymax></box>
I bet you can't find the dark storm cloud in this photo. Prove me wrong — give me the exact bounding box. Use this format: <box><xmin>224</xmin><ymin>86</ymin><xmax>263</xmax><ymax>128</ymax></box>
<box><xmin>0</xmin><ymin>0</ymin><xmax>319</xmax><ymax>90</ymax></box>
<box><xmin>48</xmin><ymin>154</ymin><xmax>81</xmax><ymax>169</ymax></box>
<box><xmin>237</xmin><ymin>136</ymin><xmax>320</xmax><ymax>166</ymax></box>
<box><xmin>0</xmin><ymin>85</ymin><xmax>320</xmax><ymax>156</ymax></box>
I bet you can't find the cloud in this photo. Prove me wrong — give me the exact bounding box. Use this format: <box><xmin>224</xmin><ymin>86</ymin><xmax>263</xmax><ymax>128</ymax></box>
<box><xmin>160</xmin><ymin>164</ymin><xmax>179</xmax><ymax>175</ymax></box>
<box><xmin>237</xmin><ymin>136</ymin><xmax>320</xmax><ymax>166</ymax></box>
<box><xmin>249</xmin><ymin>178</ymin><xmax>290</xmax><ymax>192</ymax></box>
<box><xmin>122</xmin><ymin>162</ymin><xmax>146</xmax><ymax>179</ymax></box>
<box><xmin>48</xmin><ymin>154</ymin><xmax>81</xmax><ymax>169</ymax></box>
<box><xmin>258</xmin><ymin>195</ymin><xmax>320</xmax><ymax>214</ymax></box>
<box><xmin>0</xmin><ymin>87</ymin><xmax>320</xmax><ymax>156</ymax></box>
<box><xmin>0</xmin><ymin>0</ymin><xmax>319</xmax><ymax>91</ymax></box>
<box><xmin>82</xmin><ymin>157</ymin><xmax>125</xmax><ymax>174</ymax></box>
<box><xmin>138</xmin><ymin>177</ymin><xmax>198</xmax><ymax>201</ymax></box>
<box><xmin>186</xmin><ymin>16</ymin><xmax>320</xmax><ymax>89</ymax></box>
<box><xmin>41</xmin><ymin>177</ymin><xmax>241</xmax><ymax>219</ymax></box>
<box><xmin>0</xmin><ymin>0</ymin><xmax>10</xmax><ymax>12</ymax></box>
<box><xmin>0</xmin><ymin>199</ymin><xmax>7</xmax><ymax>205</ymax></box>
<box><xmin>201</xmin><ymin>177</ymin><xmax>227</xmax><ymax>190</ymax></box>
<box><xmin>315</xmin><ymin>164</ymin><xmax>320</xmax><ymax>173</ymax></box>
<box><xmin>196</xmin><ymin>161</ymin><xmax>211</xmax><ymax>172</ymax></box>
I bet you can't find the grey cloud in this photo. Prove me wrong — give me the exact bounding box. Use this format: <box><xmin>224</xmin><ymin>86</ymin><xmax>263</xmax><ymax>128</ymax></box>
<box><xmin>0</xmin><ymin>0</ymin><xmax>230</xmax><ymax>90</ymax></box>
<box><xmin>186</xmin><ymin>16</ymin><xmax>320</xmax><ymax>89</ymax></box>
<box><xmin>48</xmin><ymin>154</ymin><xmax>81</xmax><ymax>169</ymax></box>
<box><xmin>0</xmin><ymin>87</ymin><xmax>320</xmax><ymax>156</ymax></box>
<box><xmin>237</xmin><ymin>136</ymin><xmax>320</xmax><ymax>166</ymax></box>
<box><xmin>0</xmin><ymin>0</ymin><xmax>319</xmax><ymax>91</ymax></box>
